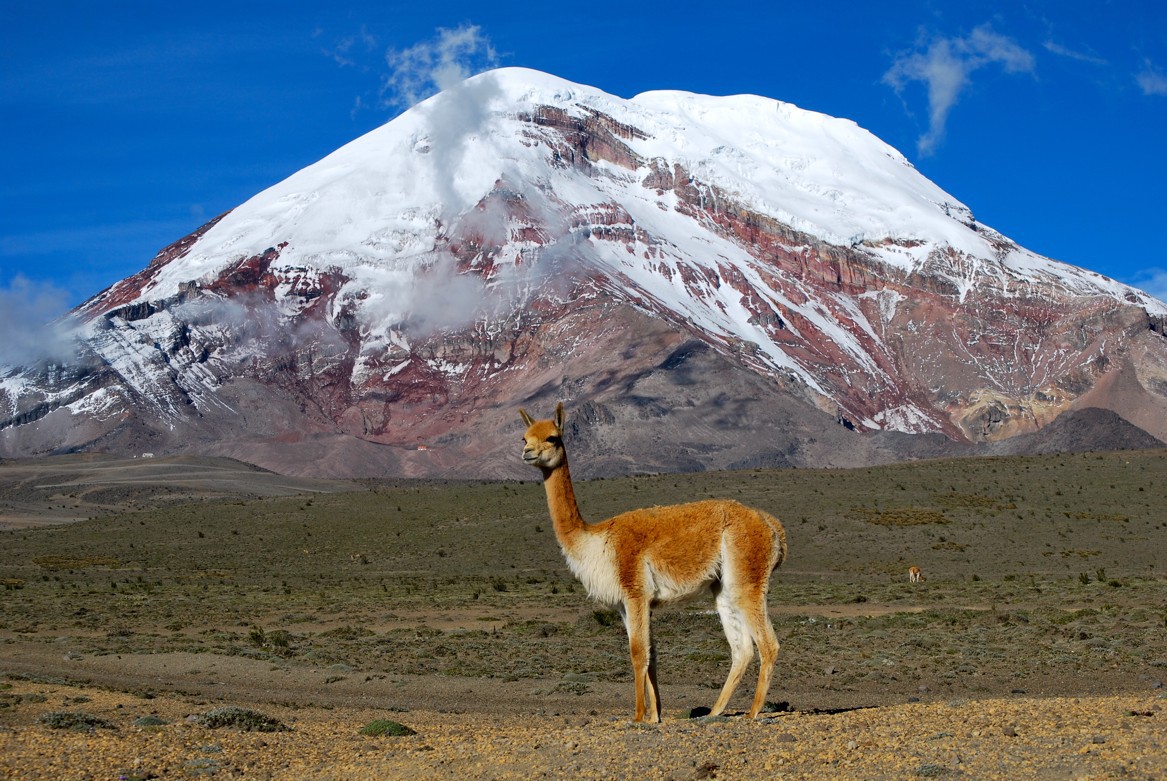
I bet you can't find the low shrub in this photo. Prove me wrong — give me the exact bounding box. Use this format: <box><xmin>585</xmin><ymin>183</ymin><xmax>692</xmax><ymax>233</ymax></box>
<box><xmin>39</xmin><ymin>711</ymin><xmax>117</xmax><ymax>731</ymax></box>
<box><xmin>360</xmin><ymin>719</ymin><xmax>416</xmax><ymax>737</ymax></box>
<box><xmin>197</xmin><ymin>706</ymin><xmax>289</xmax><ymax>732</ymax></box>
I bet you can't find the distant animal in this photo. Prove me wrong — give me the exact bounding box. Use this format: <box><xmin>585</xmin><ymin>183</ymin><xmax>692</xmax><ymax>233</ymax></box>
<box><xmin>908</xmin><ymin>565</ymin><xmax>925</xmax><ymax>583</ymax></box>
<box><xmin>519</xmin><ymin>403</ymin><xmax>788</xmax><ymax>722</ymax></box>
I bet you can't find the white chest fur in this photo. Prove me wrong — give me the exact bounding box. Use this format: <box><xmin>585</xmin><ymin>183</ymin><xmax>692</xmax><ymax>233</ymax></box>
<box><xmin>564</xmin><ymin>534</ymin><xmax>623</xmax><ymax>606</ymax></box>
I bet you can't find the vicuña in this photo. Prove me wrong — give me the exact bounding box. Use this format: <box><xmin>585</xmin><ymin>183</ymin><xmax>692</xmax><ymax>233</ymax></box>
<box><xmin>519</xmin><ymin>403</ymin><xmax>788</xmax><ymax>722</ymax></box>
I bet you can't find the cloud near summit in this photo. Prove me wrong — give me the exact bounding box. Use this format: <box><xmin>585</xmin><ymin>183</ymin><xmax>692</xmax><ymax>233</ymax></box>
<box><xmin>380</xmin><ymin>24</ymin><xmax>500</xmax><ymax>111</ymax></box>
<box><xmin>884</xmin><ymin>24</ymin><xmax>1035</xmax><ymax>157</ymax></box>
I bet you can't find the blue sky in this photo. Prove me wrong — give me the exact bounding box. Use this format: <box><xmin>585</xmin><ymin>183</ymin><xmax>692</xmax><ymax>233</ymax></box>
<box><xmin>3</xmin><ymin>0</ymin><xmax>1166</xmax><ymax>320</ymax></box>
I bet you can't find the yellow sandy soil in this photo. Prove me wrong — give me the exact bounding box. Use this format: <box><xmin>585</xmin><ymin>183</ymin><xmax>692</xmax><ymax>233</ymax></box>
<box><xmin>2</xmin><ymin>679</ymin><xmax>1164</xmax><ymax>780</ymax></box>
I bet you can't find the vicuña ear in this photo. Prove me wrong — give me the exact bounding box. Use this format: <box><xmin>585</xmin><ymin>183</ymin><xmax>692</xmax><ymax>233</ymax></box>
<box><xmin>519</xmin><ymin>408</ymin><xmax>535</xmax><ymax>426</ymax></box>
<box><xmin>554</xmin><ymin>402</ymin><xmax>566</xmax><ymax>431</ymax></box>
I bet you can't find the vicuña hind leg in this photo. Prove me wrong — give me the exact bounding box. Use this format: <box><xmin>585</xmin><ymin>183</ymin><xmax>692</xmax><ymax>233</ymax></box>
<box><xmin>710</xmin><ymin>590</ymin><xmax>753</xmax><ymax>716</ymax></box>
<box><xmin>744</xmin><ymin>594</ymin><xmax>779</xmax><ymax>717</ymax></box>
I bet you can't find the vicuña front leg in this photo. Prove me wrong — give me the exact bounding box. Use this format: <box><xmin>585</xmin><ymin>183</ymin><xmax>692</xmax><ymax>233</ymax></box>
<box><xmin>647</xmin><ymin>623</ymin><xmax>661</xmax><ymax>722</ymax></box>
<box><xmin>621</xmin><ymin>598</ymin><xmax>660</xmax><ymax>722</ymax></box>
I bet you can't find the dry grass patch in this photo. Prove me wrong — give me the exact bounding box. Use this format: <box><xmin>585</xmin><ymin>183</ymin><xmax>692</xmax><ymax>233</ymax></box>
<box><xmin>32</xmin><ymin>555</ymin><xmax>120</xmax><ymax>570</ymax></box>
<box><xmin>848</xmin><ymin>506</ymin><xmax>949</xmax><ymax>527</ymax></box>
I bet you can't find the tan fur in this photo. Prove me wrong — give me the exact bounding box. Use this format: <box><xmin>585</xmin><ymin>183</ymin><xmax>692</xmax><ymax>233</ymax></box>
<box><xmin>908</xmin><ymin>565</ymin><xmax>925</xmax><ymax>583</ymax></box>
<box><xmin>520</xmin><ymin>403</ymin><xmax>788</xmax><ymax>722</ymax></box>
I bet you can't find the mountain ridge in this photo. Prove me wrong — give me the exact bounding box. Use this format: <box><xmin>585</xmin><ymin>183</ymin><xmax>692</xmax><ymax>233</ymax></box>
<box><xmin>2</xmin><ymin>67</ymin><xmax>1165</xmax><ymax>477</ymax></box>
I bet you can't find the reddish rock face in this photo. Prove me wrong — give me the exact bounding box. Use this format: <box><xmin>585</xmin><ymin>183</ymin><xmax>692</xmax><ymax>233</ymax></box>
<box><xmin>2</xmin><ymin>90</ymin><xmax>1165</xmax><ymax>477</ymax></box>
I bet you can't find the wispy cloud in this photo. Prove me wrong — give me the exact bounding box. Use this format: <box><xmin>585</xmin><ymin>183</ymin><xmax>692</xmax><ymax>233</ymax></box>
<box><xmin>0</xmin><ymin>277</ymin><xmax>83</xmax><ymax>368</ymax></box>
<box><xmin>884</xmin><ymin>25</ymin><xmax>1036</xmax><ymax>156</ymax></box>
<box><xmin>1042</xmin><ymin>40</ymin><xmax>1108</xmax><ymax>66</ymax></box>
<box><xmin>422</xmin><ymin>72</ymin><xmax>505</xmax><ymax>220</ymax></box>
<box><xmin>320</xmin><ymin>23</ymin><xmax>500</xmax><ymax>120</ymax></box>
<box><xmin>1136</xmin><ymin>59</ymin><xmax>1167</xmax><ymax>96</ymax></box>
<box><xmin>380</xmin><ymin>24</ymin><xmax>499</xmax><ymax>111</ymax></box>
<box><xmin>174</xmin><ymin>293</ymin><xmax>350</xmax><ymax>359</ymax></box>
<box><xmin>321</xmin><ymin>25</ymin><xmax>378</xmax><ymax>69</ymax></box>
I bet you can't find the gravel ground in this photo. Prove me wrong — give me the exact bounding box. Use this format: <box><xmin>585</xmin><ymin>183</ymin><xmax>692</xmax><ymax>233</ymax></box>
<box><xmin>2</xmin><ymin>678</ymin><xmax>1164</xmax><ymax>780</ymax></box>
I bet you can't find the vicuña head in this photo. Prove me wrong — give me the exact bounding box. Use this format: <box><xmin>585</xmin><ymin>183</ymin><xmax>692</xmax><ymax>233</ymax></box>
<box><xmin>519</xmin><ymin>402</ymin><xmax>788</xmax><ymax>722</ymax></box>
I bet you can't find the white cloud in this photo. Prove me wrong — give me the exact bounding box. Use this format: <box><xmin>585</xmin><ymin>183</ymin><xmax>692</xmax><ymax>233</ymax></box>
<box><xmin>884</xmin><ymin>25</ymin><xmax>1035</xmax><ymax>156</ymax></box>
<box><xmin>1136</xmin><ymin>59</ymin><xmax>1167</xmax><ymax>96</ymax></box>
<box><xmin>380</xmin><ymin>24</ymin><xmax>499</xmax><ymax>111</ymax></box>
<box><xmin>421</xmin><ymin>72</ymin><xmax>505</xmax><ymax>220</ymax></box>
<box><xmin>0</xmin><ymin>276</ymin><xmax>84</xmax><ymax>368</ymax></box>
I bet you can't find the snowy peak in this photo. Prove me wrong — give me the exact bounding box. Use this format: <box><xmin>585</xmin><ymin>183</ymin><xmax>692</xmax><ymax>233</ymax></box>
<box><xmin>4</xmin><ymin>67</ymin><xmax>1166</xmax><ymax>476</ymax></box>
<box><xmin>114</xmin><ymin>67</ymin><xmax>1165</xmax><ymax>314</ymax></box>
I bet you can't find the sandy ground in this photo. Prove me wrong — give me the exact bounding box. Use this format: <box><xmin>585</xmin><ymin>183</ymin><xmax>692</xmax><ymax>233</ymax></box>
<box><xmin>2</xmin><ymin>644</ymin><xmax>1165</xmax><ymax>780</ymax></box>
<box><xmin>1</xmin><ymin>676</ymin><xmax>1164</xmax><ymax>780</ymax></box>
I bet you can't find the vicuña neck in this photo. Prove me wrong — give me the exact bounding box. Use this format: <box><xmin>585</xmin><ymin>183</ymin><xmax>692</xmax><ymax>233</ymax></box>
<box><xmin>541</xmin><ymin>459</ymin><xmax>589</xmax><ymax>547</ymax></box>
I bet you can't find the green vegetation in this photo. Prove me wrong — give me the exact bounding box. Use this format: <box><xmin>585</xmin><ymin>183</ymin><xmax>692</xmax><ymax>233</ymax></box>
<box><xmin>196</xmin><ymin>706</ymin><xmax>289</xmax><ymax>732</ymax></box>
<box><xmin>359</xmin><ymin>718</ymin><xmax>417</xmax><ymax>737</ymax></box>
<box><xmin>38</xmin><ymin>711</ymin><xmax>117</xmax><ymax>731</ymax></box>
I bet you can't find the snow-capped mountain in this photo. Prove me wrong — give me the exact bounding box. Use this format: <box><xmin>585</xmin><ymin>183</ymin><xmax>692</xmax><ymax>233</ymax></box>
<box><xmin>3</xmin><ymin>68</ymin><xmax>1165</xmax><ymax>477</ymax></box>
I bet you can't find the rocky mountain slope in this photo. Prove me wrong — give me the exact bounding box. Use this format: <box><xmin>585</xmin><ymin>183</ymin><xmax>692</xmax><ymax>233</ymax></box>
<box><xmin>2</xmin><ymin>68</ymin><xmax>1165</xmax><ymax>477</ymax></box>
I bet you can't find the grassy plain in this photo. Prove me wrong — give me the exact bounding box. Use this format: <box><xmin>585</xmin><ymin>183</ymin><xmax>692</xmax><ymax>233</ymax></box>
<box><xmin>1</xmin><ymin>448</ymin><xmax>1165</xmax><ymax>710</ymax></box>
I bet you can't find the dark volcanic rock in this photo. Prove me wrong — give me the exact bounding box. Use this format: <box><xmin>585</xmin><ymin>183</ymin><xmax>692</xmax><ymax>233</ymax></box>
<box><xmin>990</xmin><ymin>408</ymin><xmax>1165</xmax><ymax>456</ymax></box>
